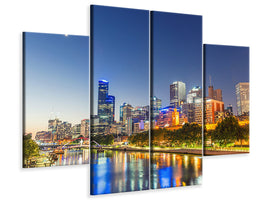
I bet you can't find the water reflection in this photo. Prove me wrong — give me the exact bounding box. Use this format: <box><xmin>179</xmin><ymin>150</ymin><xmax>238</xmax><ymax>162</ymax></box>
<box><xmin>54</xmin><ymin>149</ymin><xmax>89</xmax><ymax>166</ymax></box>
<box><xmin>90</xmin><ymin>150</ymin><xmax>202</xmax><ymax>195</ymax></box>
<box><xmin>151</xmin><ymin>153</ymin><xmax>202</xmax><ymax>189</ymax></box>
<box><xmin>90</xmin><ymin>150</ymin><xmax>149</xmax><ymax>195</ymax></box>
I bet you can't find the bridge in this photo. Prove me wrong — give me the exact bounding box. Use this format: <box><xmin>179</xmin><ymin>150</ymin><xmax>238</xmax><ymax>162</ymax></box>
<box><xmin>38</xmin><ymin>137</ymin><xmax>89</xmax><ymax>150</ymax></box>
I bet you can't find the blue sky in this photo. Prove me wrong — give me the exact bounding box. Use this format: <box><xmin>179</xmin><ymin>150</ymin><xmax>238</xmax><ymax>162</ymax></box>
<box><xmin>204</xmin><ymin>44</ymin><xmax>249</xmax><ymax>114</ymax></box>
<box><xmin>151</xmin><ymin>11</ymin><xmax>202</xmax><ymax>107</ymax></box>
<box><xmin>91</xmin><ymin>5</ymin><xmax>149</xmax><ymax>121</ymax></box>
<box><xmin>24</xmin><ymin>32</ymin><xmax>89</xmax><ymax>134</ymax></box>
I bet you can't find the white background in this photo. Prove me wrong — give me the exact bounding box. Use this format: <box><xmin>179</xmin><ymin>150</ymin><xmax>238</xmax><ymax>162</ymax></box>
<box><xmin>0</xmin><ymin>0</ymin><xmax>266</xmax><ymax>199</ymax></box>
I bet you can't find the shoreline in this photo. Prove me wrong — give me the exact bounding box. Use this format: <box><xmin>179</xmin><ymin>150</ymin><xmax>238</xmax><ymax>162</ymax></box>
<box><xmin>91</xmin><ymin>146</ymin><xmax>249</xmax><ymax>156</ymax></box>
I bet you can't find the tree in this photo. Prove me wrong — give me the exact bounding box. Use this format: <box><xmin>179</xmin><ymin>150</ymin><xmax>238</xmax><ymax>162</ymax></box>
<box><xmin>23</xmin><ymin>138</ymin><xmax>40</xmax><ymax>165</ymax></box>
<box><xmin>104</xmin><ymin>134</ymin><xmax>114</xmax><ymax>145</ymax></box>
<box><xmin>180</xmin><ymin>123</ymin><xmax>202</xmax><ymax>147</ymax></box>
<box><xmin>235</xmin><ymin>124</ymin><xmax>249</xmax><ymax>147</ymax></box>
<box><xmin>212</xmin><ymin>116</ymin><xmax>239</xmax><ymax>147</ymax></box>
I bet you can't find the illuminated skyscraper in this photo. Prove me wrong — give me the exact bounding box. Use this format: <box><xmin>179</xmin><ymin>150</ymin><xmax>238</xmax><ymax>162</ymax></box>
<box><xmin>106</xmin><ymin>95</ymin><xmax>115</xmax><ymax>124</ymax></box>
<box><xmin>97</xmin><ymin>80</ymin><xmax>115</xmax><ymax>125</ymax></box>
<box><xmin>151</xmin><ymin>96</ymin><xmax>162</xmax><ymax>119</ymax></box>
<box><xmin>187</xmin><ymin>86</ymin><xmax>202</xmax><ymax>103</ymax></box>
<box><xmin>121</xmin><ymin>103</ymin><xmax>133</xmax><ymax>125</ymax></box>
<box><xmin>170</xmin><ymin>81</ymin><xmax>186</xmax><ymax>107</ymax></box>
<box><xmin>236</xmin><ymin>82</ymin><xmax>249</xmax><ymax>116</ymax></box>
<box><xmin>98</xmin><ymin>80</ymin><xmax>109</xmax><ymax>123</ymax></box>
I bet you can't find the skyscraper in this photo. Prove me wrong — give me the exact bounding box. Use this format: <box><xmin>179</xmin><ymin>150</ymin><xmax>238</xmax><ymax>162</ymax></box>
<box><xmin>151</xmin><ymin>96</ymin><xmax>162</xmax><ymax>119</ymax></box>
<box><xmin>205</xmin><ymin>99</ymin><xmax>224</xmax><ymax>124</ymax></box>
<box><xmin>236</xmin><ymin>82</ymin><xmax>249</xmax><ymax>116</ymax></box>
<box><xmin>208</xmin><ymin>86</ymin><xmax>214</xmax><ymax>99</ymax></box>
<box><xmin>207</xmin><ymin>85</ymin><xmax>222</xmax><ymax>101</ymax></box>
<box><xmin>97</xmin><ymin>80</ymin><xmax>115</xmax><ymax>125</ymax></box>
<box><xmin>106</xmin><ymin>95</ymin><xmax>115</xmax><ymax>124</ymax></box>
<box><xmin>98</xmin><ymin>80</ymin><xmax>109</xmax><ymax>123</ymax></box>
<box><xmin>121</xmin><ymin>103</ymin><xmax>133</xmax><ymax>125</ymax></box>
<box><xmin>185</xmin><ymin>86</ymin><xmax>202</xmax><ymax>124</ymax></box>
<box><xmin>170</xmin><ymin>81</ymin><xmax>186</xmax><ymax>107</ymax></box>
<box><xmin>187</xmin><ymin>86</ymin><xmax>202</xmax><ymax>103</ymax></box>
<box><xmin>81</xmin><ymin>119</ymin><xmax>89</xmax><ymax>137</ymax></box>
<box><xmin>213</xmin><ymin>89</ymin><xmax>222</xmax><ymax>101</ymax></box>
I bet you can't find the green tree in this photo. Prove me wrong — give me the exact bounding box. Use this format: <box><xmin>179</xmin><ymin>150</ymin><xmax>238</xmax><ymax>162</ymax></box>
<box><xmin>235</xmin><ymin>124</ymin><xmax>249</xmax><ymax>147</ymax></box>
<box><xmin>104</xmin><ymin>134</ymin><xmax>114</xmax><ymax>145</ymax></box>
<box><xmin>23</xmin><ymin>138</ymin><xmax>40</xmax><ymax>165</ymax></box>
<box><xmin>212</xmin><ymin>116</ymin><xmax>239</xmax><ymax>147</ymax></box>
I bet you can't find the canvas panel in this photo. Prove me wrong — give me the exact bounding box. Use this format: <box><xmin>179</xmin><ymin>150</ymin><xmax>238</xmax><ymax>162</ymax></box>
<box><xmin>150</xmin><ymin>11</ymin><xmax>203</xmax><ymax>189</ymax></box>
<box><xmin>23</xmin><ymin>32</ymin><xmax>89</xmax><ymax>168</ymax></box>
<box><xmin>90</xmin><ymin>5</ymin><xmax>150</xmax><ymax>195</ymax></box>
<box><xmin>203</xmin><ymin>44</ymin><xmax>249</xmax><ymax>156</ymax></box>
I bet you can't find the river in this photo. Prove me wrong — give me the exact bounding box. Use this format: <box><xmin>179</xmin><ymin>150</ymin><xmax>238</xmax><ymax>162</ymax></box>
<box><xmin>53</xmin><ymin>149</ymin><xmax>89</xmax><ymax>166</ymax></box>
<box><xmin>90</xmin><ymin>149</ymin><xmax>202</xmax><ymax>195</ymax></box>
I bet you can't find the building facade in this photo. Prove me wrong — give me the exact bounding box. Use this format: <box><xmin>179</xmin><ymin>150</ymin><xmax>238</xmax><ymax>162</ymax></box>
<box><xmin>236</xmin><ymin>82</ymin><xmax>249</xmax><ymax>116</ymax></box>
<box><xmin>170</xmin><ymin>81</ymin><xmax>186</xmax><ymax>107</ymax></box>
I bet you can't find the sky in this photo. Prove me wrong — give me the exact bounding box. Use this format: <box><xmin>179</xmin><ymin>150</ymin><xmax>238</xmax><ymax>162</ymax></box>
<box><xmin>204</xmin><ymin>44</ymin><xmax>249</xmax><ymax>115</ymax></box>
<box><xmin>91</xmin><ymin>5</ymin><xmax>149</xmax><ymax>121</ymax></box>
<box><xmin>24</xmin><ymin>32</ymin><xmax>89</xmax><ymax>135</ymax></box>
<box><xmin>151</xmin><ymin>11</ymin><xmax>202</xmax><ymax>107</ymax></box>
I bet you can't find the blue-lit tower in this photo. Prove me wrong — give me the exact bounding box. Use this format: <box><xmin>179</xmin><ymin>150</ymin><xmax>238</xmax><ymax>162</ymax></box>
<box><xmin>97</xmin><ymin>80</ymin><xmax>115</xmax><ymax>125</ymax></box>
<box><xmin>98</xmin><ymin>80</ymin><xmax>109</xmax><ymax>123</ymax></box>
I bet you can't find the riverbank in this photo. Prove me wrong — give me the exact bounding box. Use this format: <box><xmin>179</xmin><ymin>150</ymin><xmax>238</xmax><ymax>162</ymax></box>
<box><xmin>204</xmin><ymin>149</ymin><xmax>249</xmax><ymax>155</ymax></box>
<box><xmin>92</xmin><ymin>146</ymin><xmax>203</xmax><ymax>155</ymax></box>
<box><xmin>92</xmin><ymin>146</ymin><xmax>249</xmax><ymax>155</ymax></box>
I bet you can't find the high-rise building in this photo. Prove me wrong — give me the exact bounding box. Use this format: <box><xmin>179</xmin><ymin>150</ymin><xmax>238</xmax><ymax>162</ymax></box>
<box><xmin>126</xmin><ymin>117</ymin><xmax>133</xmax><ymax>136</ymax></box>
<box><xmin>106</xmin><ymin>95</ymin><xmax>115</xmax><ymax>124</ymax></box>
<box><xmin>183</xmin><ymin>86</ymin><xmax>202</xmax><ymax>124</ymax></box>
<box><xmin>205</xmin><ymin>99</ymin><xmax>224</xmax><ymax>124</ymax></box>
<box><xmin>213</xmin><ymin>89</ymin><xmax>222</xmax><ymax>101</ymax></box>
<box><xmin>57</xmin><ymin>122</ymin><xmax>72</xmax><ymax>139</ymax></box>
<box><xmin>194</xmin><ymin>98</ymin><xmax>203</xmax><ymax>125</ymax></box>
<box><xmin>151</xmin><ymin>96</ymin><xmax>162</xmax><ymax>119</ymax></box>
<box><xmin>121</xmin><ymin>103</ymin><xmax>133</xmax><ymax>125</ymax></box>
<box><xmin>208</xmin><ymin>86</ymin><xmax>214</xmax><ymax>99</ymax></box>
<box><xmin>236</xmin><ymin>82</ymin><xmax>249</xmax><ymax>116</ymax></box>
<box><xmin>187</xmin><ymin>86</ymin><xmax>202</xmax><ymax>104</ymax></box>
<box><xmin>98</xmin><ymin>80</ymin><xmax>109</xmax><ymax>123</ymax></box>
<box><xmin>208</xmin><ymin>85</ymin><xmax>222</xmax><ymax>101</ymax></box>
<box><xmin>72</xmin><ymin>124</ymin><xmax>81</xmax><ymax>135</ymax></box>
<box><xmin>120</xmin><ymin>103</ymin><xmax>127</xmax><ymax>122</ymax></box>
<box><xmin>97</xmin><ymin>80</ymin><xmax>115</xmax><ymax>125</ymax></box>
<box><xmin>81</xmin><ymin>119</ymin><xmax>89</xmax><ymax>138</ymax></box>
<box><xmin>170</xmin><ymin>81</ymin><xmax>186</xmax><ymax>107</ymax></box>
<box><xmin>48</xmin><ymin>118</ymin><xmax>62</xmax><ymax>142</ymax></box>
<box><xmin>132</xmin><ymin>106</ymin><xmax>149</xmax><ymax>122</ymax></box>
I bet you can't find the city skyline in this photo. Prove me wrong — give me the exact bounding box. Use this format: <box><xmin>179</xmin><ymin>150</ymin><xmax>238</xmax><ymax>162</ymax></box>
<box><xmin>204</xmin><ymin>44</ymin><xmax>249</xmax><ymax>115</ymax></box>
<box><xmin>151</xmin><ymin>11</ymin><xmax>202</xmax><ymax>108</ymax></box>
<box><xmin>24</xmin><ymin>32</ymin><xmax>89</xmax><ymax>136</ymax></box>
<box><xmin>91</xmin><ymin>5</ymin><xmax>149</xmax><ymax>122</ymax></box>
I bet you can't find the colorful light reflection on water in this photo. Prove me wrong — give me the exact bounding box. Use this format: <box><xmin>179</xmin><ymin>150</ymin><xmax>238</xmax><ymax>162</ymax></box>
<box><xmin>151</xmin><ymin>153</ymin><xmax>202</xmax><ymax>189</ymax></box>
<box><xmin>53</xmin><ymin>149</ymin><xmax>89</xmax><ymax>166</ymax></box>
<box><xmin>90</xmin><ymin>150</ymin><xmax>202</xmax><ymax>195</ymax></box>
<box><xmin>90</xmin><ymin>150</ymin><xmax>149</xmax><ymax>195</ymax></box>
